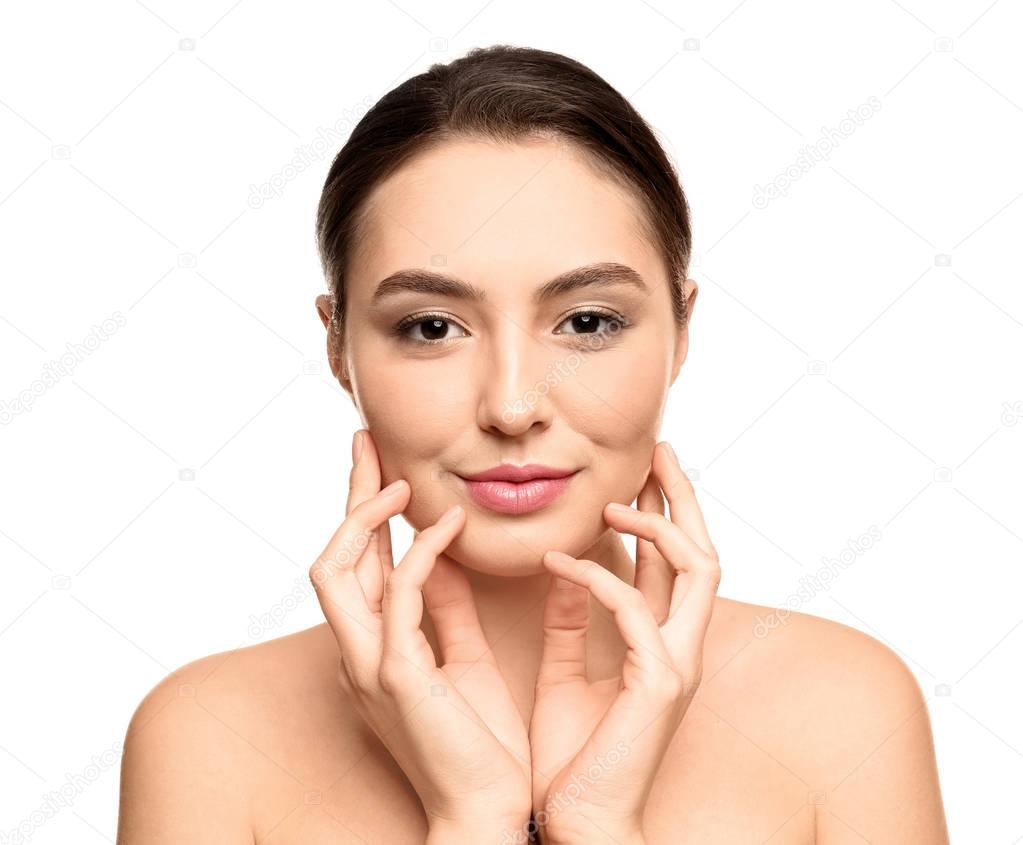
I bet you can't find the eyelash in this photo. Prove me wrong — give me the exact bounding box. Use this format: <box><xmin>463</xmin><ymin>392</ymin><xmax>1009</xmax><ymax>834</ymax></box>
<box><xmin>392</xmin><ymin>308</ymin><xmax>631</xmax><ymax>346</ymax></box>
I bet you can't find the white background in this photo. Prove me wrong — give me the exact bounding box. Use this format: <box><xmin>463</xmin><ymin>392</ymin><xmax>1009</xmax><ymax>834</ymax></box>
<box><xmin>1</xmin><ymin>1</ymin><xmax>1021</xmax><ymax>842</ymax></box>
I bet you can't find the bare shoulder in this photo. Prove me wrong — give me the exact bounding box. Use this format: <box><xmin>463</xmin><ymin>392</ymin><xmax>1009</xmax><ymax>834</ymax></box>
<box><xmin>703</xmin><ymin>597</ymin><xmax>949</xmax><ymax>842</ymax></box>
<box><xmin>118</xmin><ymin>624</ymin><xmax>354</xmax><ymax>844</ymax></box>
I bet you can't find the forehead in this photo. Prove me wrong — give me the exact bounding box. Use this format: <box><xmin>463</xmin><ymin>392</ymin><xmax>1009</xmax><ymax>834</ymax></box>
<box><xmin>350</xmin><ymin>136</ymin><xmax>664</xmax><ymax>297</ymax></box>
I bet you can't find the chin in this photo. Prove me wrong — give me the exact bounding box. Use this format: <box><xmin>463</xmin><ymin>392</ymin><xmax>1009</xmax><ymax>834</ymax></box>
<box><xmin>441</xmin><ymin>505</ymin><xmax>612</xmax><ymax>577</ymax></box>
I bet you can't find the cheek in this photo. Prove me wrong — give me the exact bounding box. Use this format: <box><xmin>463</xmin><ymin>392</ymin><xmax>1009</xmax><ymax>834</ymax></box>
<box><xmin>564</xmin><ymin>341</ymin><xmax>668</xmax><ymax>442</ymax></box>
<box><xmin>560</xmin><ymin>340</ymin><xmax>670</xmax><ymax>505</ymax></box>
<box><xmin>352</xmin><ymin>356</ymin><xmax>471</xmax><ymax>506</ymax></box>
<box><xmin>358</xmin><ymin>361</ymin><xmax>468</xmax><ymax>438</ymax></box>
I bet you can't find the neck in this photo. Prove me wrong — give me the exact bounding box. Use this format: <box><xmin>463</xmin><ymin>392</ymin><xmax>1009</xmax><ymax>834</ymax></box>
<box><xmin>421</xmin><ymin>526</ymin><xmax>635</xmax><ymax>722</ymax></box>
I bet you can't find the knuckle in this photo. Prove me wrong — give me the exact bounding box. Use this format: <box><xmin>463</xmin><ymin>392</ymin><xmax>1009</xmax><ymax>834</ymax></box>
<box><xmin>308</xmin><ymin>558</ymin><xmax>332</xmax><ymax>590</ymax></box>
<box><xmin>383</xmin><ymin>572</ymin><xmax>403</xmax><ymax>600</ymax></box>
<box><xmin>376</xmin><ymin>659</ymin><xmax>404</xmax><ymax>696</ymax></box>
<box><xmin>346</xmin><ymin>497</ymin><xmax>373</xmax><ymax>527</ymax></box>
<box><xmin>624</xmin><ymin>586</ymin><xmax>648</xmax><ymax>610</ymax></box>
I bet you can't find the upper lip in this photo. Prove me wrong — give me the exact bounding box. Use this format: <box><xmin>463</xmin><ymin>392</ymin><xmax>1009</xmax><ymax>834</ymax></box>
<box><xmin>459</xmin><ymin>464</ymin><xmax>578</xmax><ymax>483</ymax></box>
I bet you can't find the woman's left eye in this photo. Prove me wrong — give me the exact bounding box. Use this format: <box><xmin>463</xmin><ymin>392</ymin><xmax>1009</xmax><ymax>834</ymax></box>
<box><xmin>554</xmin><ymin>310</ymin><xmax>627</xmax><ymax>336</ymax></box>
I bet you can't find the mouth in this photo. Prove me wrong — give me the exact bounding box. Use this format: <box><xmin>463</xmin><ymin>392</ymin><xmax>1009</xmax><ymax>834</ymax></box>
<box><xmin>456</xmin><ymin>464</ymin><xmax>580</xmax><ymax>515</ymax></box>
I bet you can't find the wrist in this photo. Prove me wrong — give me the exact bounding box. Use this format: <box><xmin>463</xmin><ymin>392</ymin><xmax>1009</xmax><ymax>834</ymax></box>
<box><xmin>426</xmin><ymin>813</ymin><xmax>533</xmax><ymax>844</ymax></box>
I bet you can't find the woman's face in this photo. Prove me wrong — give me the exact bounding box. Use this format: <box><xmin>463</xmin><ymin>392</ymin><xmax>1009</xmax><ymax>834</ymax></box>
<box><xmin>318</xmin><ymin>136</ymin><xmax>695</xmax><ymax>575</ymax></box>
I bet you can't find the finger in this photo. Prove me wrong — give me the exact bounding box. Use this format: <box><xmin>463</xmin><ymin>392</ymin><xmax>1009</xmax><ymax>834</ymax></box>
<box><xmin>311</xmin><ymin>480</ymin><xmax>410</xmax><ymax>660</ymax></box>
<box><xmin>633</xmin><ymin>470</ymin><xmax>673</xmax><ymax>624</ymax></box>
<box><xmin>542</xmin><ymin>551</ymin><xmax>673</xmax><ymax>681</ymax></box>
<box><xmin>660</xmin><ymin>556</ymin><xmax>720</xmax><ymax>666</ymax></box>
<box><xmin>421</xmin><ymin>551</ymin><xmax>492</xmax><ymax>666</ymax></box>
<box><xmin>652</xmin><ymin>443</ymin><xmax>721</xmax><ymax>653</ymax></box>
<box><xmin>535</xmin><ymin>565</ymin><xmax>590</xmax><ymax>688</ymax></box>
<box><xmin>351</xmin><ymin>431</ymin><xmax>398</xmax><ymax>609</ymax></box>
<box><xmin>375</xmin><ymin>512</ymin><xmax>395</xmax><ymax>599</ymax></box>
<box><xmin>655</xmin><ymin>442</ymin><xmax>716</xmax><ymax>561</ymax></box>
<box><xmin>346</xmin><ymin>429</ymin><xmax>390</xmax><ymax>607</ymax></box>
<box><xmin>381</xmin><ymin>505</ymin><xmax>465</xmax><ymax>678</ymax></box>
<box><xmin>599</xmin><ymin>504</ymin><xmax>719</xmax><ymax>659</ymax></box>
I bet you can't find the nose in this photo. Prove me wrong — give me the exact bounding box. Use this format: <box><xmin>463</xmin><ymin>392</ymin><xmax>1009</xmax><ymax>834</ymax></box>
<box><xmin>475</xmin><ymin>322</ymin><xmax>556</xmax><ymax>437</ymax></box>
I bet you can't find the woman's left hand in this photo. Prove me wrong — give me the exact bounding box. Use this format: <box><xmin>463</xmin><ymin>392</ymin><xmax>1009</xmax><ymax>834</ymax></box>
<box><xmin>527</xmin><ymin>441</ymin><xmax>721</xmax><ymax>845</ymax></box>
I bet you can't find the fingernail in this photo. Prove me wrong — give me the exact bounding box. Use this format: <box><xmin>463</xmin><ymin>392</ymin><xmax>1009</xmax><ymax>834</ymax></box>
<box><xmin>380</xmin><ymin>479</ymin><xmax>404</xmax><ymax>496</ymax></box>
<box><xmin>662</xmin><ymin>441</ymin><xmax>677</xmax><ymax>463</ymax></box>
<box><xmin>607</xmin><ymin>502</ymin><xmax>631</xmax><ymax>514</ymax></box>
<box><xmin>352</xmin><ymin>430</ymin><xmax>365</xmax><ymax>464</ymax></box>
<box><xmin>440</xmin><ymin>504</ymin><xmax>462</xmax><ymax>523</ymax></box>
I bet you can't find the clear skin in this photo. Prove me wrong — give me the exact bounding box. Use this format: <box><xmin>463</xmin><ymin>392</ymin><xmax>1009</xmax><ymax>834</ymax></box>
<box><xmin>110</xmin><ymin>134</ymin><xmax>950</xmax><ymax>845</ymax></box>
<box><xmin>312</xmin><ymin>135</ymin><xmax>711</xmax><ymax>842</ymax></box>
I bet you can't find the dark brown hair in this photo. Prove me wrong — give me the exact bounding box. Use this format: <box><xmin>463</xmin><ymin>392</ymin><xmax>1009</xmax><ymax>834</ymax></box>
<box><xmin>315</xmin><ymin>44</ymin><xmax>693</xmax><ymax>344</ymax></box>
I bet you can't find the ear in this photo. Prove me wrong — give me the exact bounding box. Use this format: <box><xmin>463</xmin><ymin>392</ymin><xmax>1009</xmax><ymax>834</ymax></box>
<box><xmin>670</xmin><ymin>278</ymin><xmax>698</xmax><ymax>385</ymax></box>
<box><xmin>315</xmin><ymin>294</ymin><xmax>353</xmax><ymax>394</ymax></box>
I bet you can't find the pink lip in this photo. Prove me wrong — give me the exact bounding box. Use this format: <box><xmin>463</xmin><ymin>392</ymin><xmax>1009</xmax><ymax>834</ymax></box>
<box><xmin>457</xmin><ymin>464</ymin><xmax>579</xmax><ymax>515</ymax></box>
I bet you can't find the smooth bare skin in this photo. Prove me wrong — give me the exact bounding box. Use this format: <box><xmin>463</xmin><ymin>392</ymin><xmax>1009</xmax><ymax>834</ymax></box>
<box><xmin>528</xmin><ymin>439</ymin><xmax>722</xmax><ymax>845</ymax></box>
<box><xmin>307</xmin><ymin>429</ymin><xmax>720</xmax><ymax>845</ymax></box>
<box><xmin>325</xmin><ymin>136</ymin><xmax>684</xmax><ymax>579</ymax></box>
<box><xmin>308</xmin><ymin>457</ymin><xmax>531</xmax><ymax>840</ymax></box>
<box><xmin>116</xmin><ymin>137</ymin><xmax>950</xmax><ymax>844</ymax></box>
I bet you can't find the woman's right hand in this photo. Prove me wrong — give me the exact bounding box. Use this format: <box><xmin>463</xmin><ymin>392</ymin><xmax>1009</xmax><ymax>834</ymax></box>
<box><xmin>309</xmin><ymin>429</ymin><xmax>532</xmax><ymax>841</ymax></box>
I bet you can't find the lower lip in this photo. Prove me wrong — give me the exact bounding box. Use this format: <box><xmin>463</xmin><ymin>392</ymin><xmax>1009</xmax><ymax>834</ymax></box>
<box><xmin>459</xmin><ymin>472</ymin><xmax>578</xmax><ymax>515</ymax></box>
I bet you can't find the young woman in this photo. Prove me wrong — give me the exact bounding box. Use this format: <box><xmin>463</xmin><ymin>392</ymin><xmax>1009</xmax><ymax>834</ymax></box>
<box><xmin>116</xmin><ymin>45</ymin><xmax>950</xmax><ymax>844</ymax></box>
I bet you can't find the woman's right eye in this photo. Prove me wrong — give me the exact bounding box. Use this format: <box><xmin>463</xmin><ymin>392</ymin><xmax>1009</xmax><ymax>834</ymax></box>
<box><xmin>395</xmin><ymin>314</ymin><xmax>469</xmax><ymax>345</ymax></box>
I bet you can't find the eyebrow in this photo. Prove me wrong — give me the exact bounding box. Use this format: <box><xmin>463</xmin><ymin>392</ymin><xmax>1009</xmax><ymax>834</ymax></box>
<box><xmin>369</xmin><ymin>262</ymin><xmax>649</xmax><ymax>305</ymax></box>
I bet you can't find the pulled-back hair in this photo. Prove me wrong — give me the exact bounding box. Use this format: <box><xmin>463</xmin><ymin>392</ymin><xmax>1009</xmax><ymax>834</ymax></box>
<box><xmin>316</xmin><ymin>44</ymin><xmax>693</xmax><ymax>343</ymax></box>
